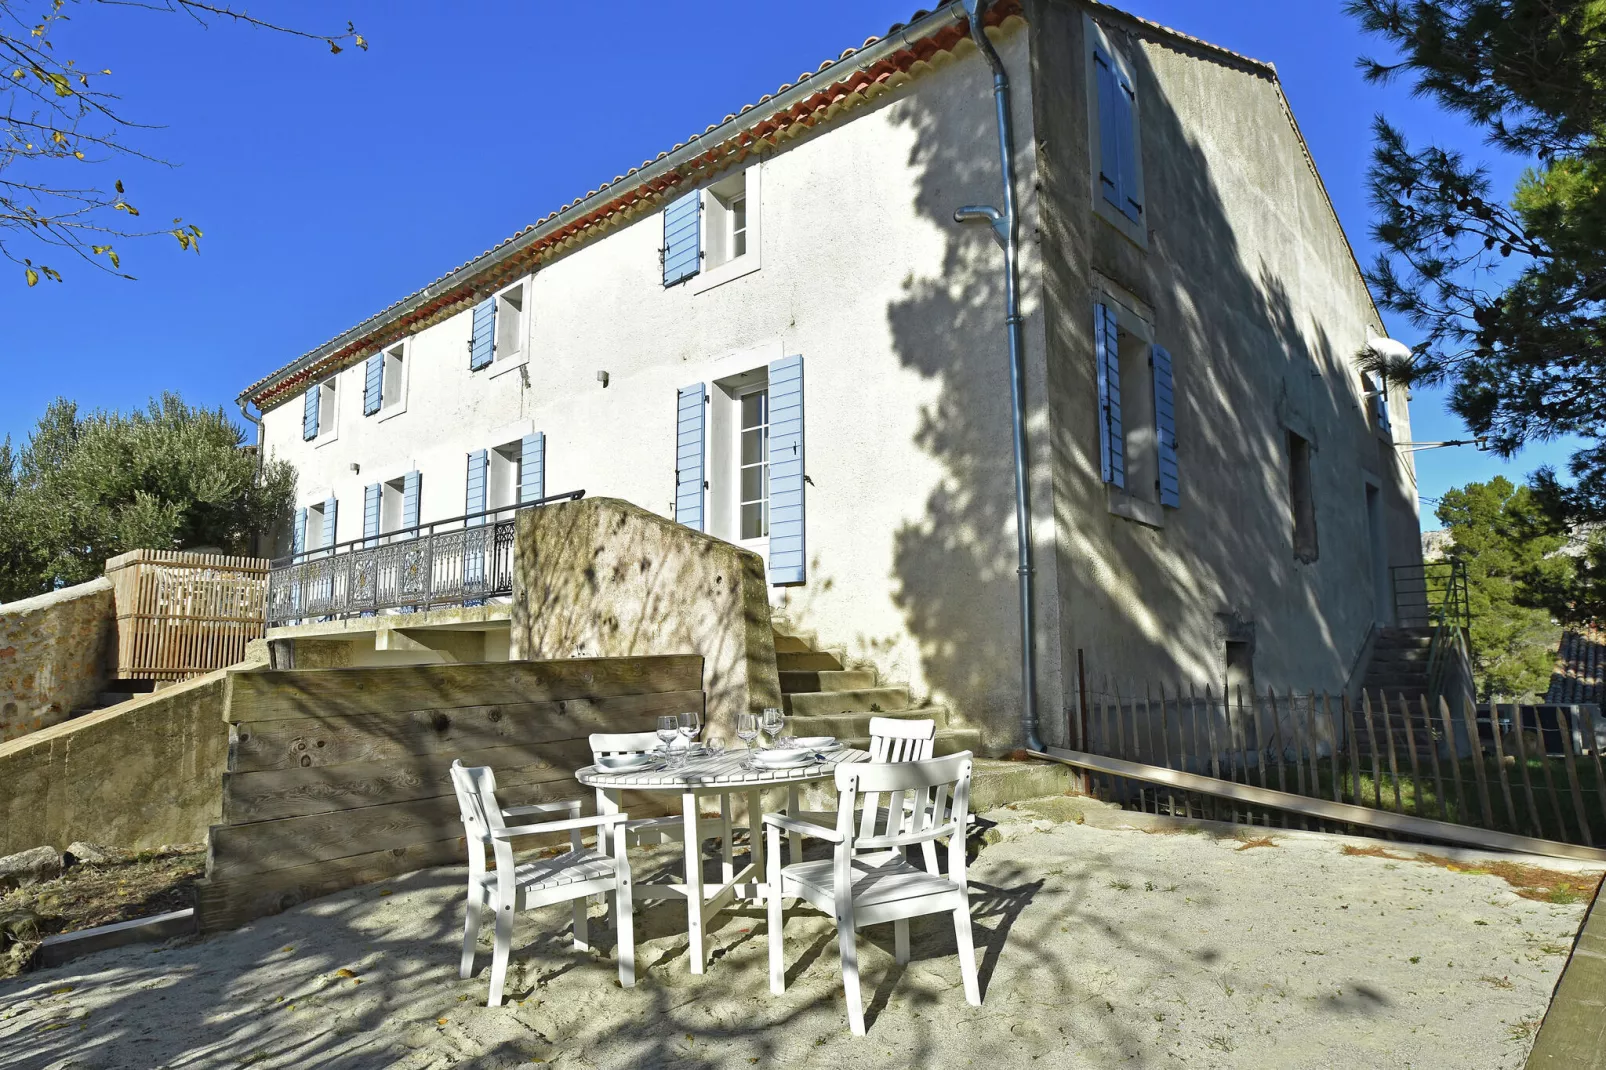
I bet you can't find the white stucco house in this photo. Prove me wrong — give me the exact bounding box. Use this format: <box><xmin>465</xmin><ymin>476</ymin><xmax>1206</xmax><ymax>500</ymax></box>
<box><xmin>241</xmin><ymin>0</ymin><xmax>1422</xmax><ymax>750</ymax></box>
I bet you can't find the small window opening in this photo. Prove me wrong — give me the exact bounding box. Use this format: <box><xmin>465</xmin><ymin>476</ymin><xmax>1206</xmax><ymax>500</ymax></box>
<box><xmin>381</xmin><ymin>344</ymin><xmax>405</xmax><ymax>409</ymax></box>
<box><xmin>1289</xmin><ymin>431</ymin><xmax>1319</xmax><ymax>563</ymax></box>
<box><xmin>381</xmin><ymin>477</ymin><xmax>408</xmax><ymax>536</ymax></box>
<box><xmin>316</xmin><ymin>378</ymin><xmax>337</xmax><ymax>437</ymax></box>
<box><xmin>739</xmin><ymin>388</ymin><xmax>769</xmax><ymax>541</ymax></box>
<box><xmin>705</xmin><ymin>171</ymin><xmax>749</xmax><ymax>270</ymax></box>
<box><xmin>1225</xmin><ymin>639</ymin><xmax>1254</xmax><ymax>699</ymax></box>
<box><xmin>1116</xmin><ymin>327</ymin><xmax>1158</xmax><ymax>504</ymax></box>
<box><xmin>490</xmin><ymin>441</ymin><xmax>523</xmax><ymax>512</ymax></box>
<box><xmin>495</xmin><ymin>285</ymin><xmax>524</xmax><ymax>361</ymax></box>
<box><xmin>306</xmin><ymin>501</ymin><xmax>329</xmax><ymax>552</ymax></box>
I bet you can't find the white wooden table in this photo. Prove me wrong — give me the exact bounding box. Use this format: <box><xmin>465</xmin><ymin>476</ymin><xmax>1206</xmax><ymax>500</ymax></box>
<box><xmin>577</xmin><ymin>747</ymin><xmax>868</xmax><ymax>974</ymax></box>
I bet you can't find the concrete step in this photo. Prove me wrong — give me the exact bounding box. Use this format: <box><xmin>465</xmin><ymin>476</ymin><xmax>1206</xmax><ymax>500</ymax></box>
<box><xmin>970</xmin><ymin>758</ymin><xmax>1079</xmax><ymax>812</ymax></box>
<box><xmin>788</xmin><ymin>707</ymin><xmax>950</xmax><ymax>739</ymax></box>
<box><xmin>784</xmin><ymin>686</ymin><xmax>911</xmax><ymax>718</ymax></box>
<box><xmin>779</xmin><ymin>669</ymin><xmax>878</xmax><ymax>694</ymax></box>
<box><xmin>771</xmin><ymin>632</ymin><xmax>818</xmax><ymax>654</ymax></box>
<box><xmin>835</xmin><ymin>727</ymin><xmax>984</xmax><ymax>758</ymax></box>
<box><xmin>1362</xmin><ymin>677</ymin><xmax>1431</xmax><ymax>690</ymax></box>
<box><xmin>776</xmin><ymin>650</ymin><xmax>846</xmax><ymax>672</ymax></box>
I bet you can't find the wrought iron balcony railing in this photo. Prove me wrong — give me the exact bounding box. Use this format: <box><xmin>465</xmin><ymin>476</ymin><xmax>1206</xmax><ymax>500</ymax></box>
<box><xmin>265</xmin><ymin>491</ymin><xmax>584</xmax><ymax>627</ymax></box>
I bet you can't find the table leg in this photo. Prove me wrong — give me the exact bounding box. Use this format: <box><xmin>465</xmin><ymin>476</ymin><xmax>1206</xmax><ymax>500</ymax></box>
<box><xmin>597</xmin><ymin>789</ymin><xmax>621</xmax><ymax>914</ymax></box>
<box><xmin>682</xmin><ymin>789</ymin><xmax>706</xmax><ymax>974</ymax></box>
<box><xmin>720</xmin><ymin>793</ymin><xmax>735</xmax><ymax>885</ymax></box>
<box><xmin>787</xmin><ymin>784</ymin><xmax>803</xmax><ymax>864</ymax></box>
<box><xmin>746</xmin><ymin>788</ymin><xmax>765</xmax><ymax>894</ymax></box>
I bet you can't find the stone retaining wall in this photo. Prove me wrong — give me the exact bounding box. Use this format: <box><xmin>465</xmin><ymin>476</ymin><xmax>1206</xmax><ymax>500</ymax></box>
<box><xmin>0</xmin><ymin>578</ymin><xmax>115</xmax><ymax>743</ymax></box>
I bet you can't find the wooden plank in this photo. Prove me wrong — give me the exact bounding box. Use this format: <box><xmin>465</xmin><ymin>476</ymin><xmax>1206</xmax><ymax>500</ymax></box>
<box><xmin>232</xmin><ymin>690</ymin><xmax>706</xmax><ymax>772</ymax></box>
<box><xmin>1344</xmin><ymin>693</ymin><xmax>1362</xmax><ymax>809</ymax></box>
<box><xmin>224</xmin><ymin>739</ymin><xmax>598</xmax><ymax>823</ymax></box>
<box><xmin>1420</xmin><ymin>694</ymin><xmax>1448</xmax><ymax>822</ymax></box>
<box><xmin>1038</xmin><ymin>747</ymin><xmax>1606</xmax><ymax>864</ymax></box>
<box><xmin>1303</xmin><ymin>691</ymin><xmax>1322</xmax><ymax>809</ymax></box>
<box><xmin>1585</xmin><ymin>706</ymin><xmax>1606</xmax><ymax>833</ymax></box>
<box><xmin>1558</xmin><ymin>708</ymin><xmax>1594</xmax><ymax>847</ymax></box>
<box><xmin>1325</xmin><ymin>693</ymin><xmax>1343</xmax><ymax>808</ymax></box>
<box><xmin>1437</xmin><ymin>696</ymin><xmax>1468</xmax><ymax>826</ymax></box>
<box><xmin>1361</xmin><ymin>690</ymin><xmax>1384</xmax><ymax>809</ymax></box>
<box><xmin>197</xmin><ymin>837</ymin><xmax>466</xmax><ymax>933</ymax></box>
<box><xmin>1524</xmin><ymin>881</ymin><xmax>1606</xmax><ymax>1068</ymax></box>
<box><xmin>1228</xmin><ymin>688</ymin><xmax>1250</xmax><ymax>824</ymax></box>
<box><xmin>210</xmin><ymin>777</ymin><xmax>585</xmax><ymax>879</ymax></box>
<box><xmin>227</xmin><ymin>655</ymin><xmax>705</xmax><ymax>722</ymax></box>
<box><xmin>1397</xmin><ymin>693</ymin><xmax>1425</xmax><ymax>817</ymax></box>
<box><xmin>1491</xmin><ymin>702</ymin><xmax>1526</xmax><ymax>835</ymax></box>
<box><xmin>1456</xmin><ymin>691</ymin><xmax>1496</xmax><ymax>829</ymax></box>
<box><xmin>1533</xmin><ymin>708</ymin><xmax>1573</xmax><ymax>844</ymax></box>
<box><xmin>1378</xmin><ymin>690</ymin><xmax>1404</xmax><ymax>813</ymax></box>
<box><xmin>1268</xmin><ymin>690</ymin><xmax>1291</xmax><ymax>828</ymax></box>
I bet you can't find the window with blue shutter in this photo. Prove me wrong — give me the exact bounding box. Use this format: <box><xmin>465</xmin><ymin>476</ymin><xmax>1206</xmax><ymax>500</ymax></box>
<box><xmin>292</xmin><ymin>507</ymin><xmax>307</xmax><ymax>558</ymax></box>
<box><xmin>674</xmin><ymin>384</ymin><xmax>706</xmax><ymax>530</ymax></box>
<box><xmin>321</xmin><ymin>497</ymin><xmax>338</xmax><ymax>551</ymax></box>
<box><xmin>1094</xmin><ymin>303</ymin><xmax>1125</xmax><ymax>489</ymax></box>
<box><xmin>519</xmin><ymin>432</ymin><xmax>545</xmax><ymax>504</ymax></box>
<box><xmin>363</xmin><ymin>484</ymin><xmax>381</xmax><ymax>547</ymax></box>
<box><xmin>1112</xmin><ymin>68</ymin><xmax>1141</xmax><ymax>223</ymax></box>
<box><xmin>402</xmin><ymin>470</ymin><xmax>421</xmax><ymax>531</ymax></box>
<box><xmin>1093</xmin><ymin>36</ymin><xmax>1143</xmax><ymax>227</ymax></box>
<box><xmin>1152</xmin><ymin>344</ymin><xmax>1180</xmax><ymax>507</ymax></box>
<box><xmin>662</xmin><ymin>189</ymin><xmax>702</xmax><ymax>286</ymax></box>
<box><xmin>1094</xmin><ymin>49</ymin><xmax>1122</xmax><ymax>210</ymax></box>
<box><xmin>465</xmin><ymin>450</ymin><xmax>488</xmax><ymax>520</ymax></box>
<box><xmin>1366</xmin><ymin>372</ymin><xmax>1392</xmax><ymax>433</ymax></box>
<box><xmin>465</xmin><ymin>450</ymin><xmax>488</xmax><ymax>594</ymax></box>
<box><xmin>363</xmin><ymin>354</ymin><xmax>383</xmax><ymax>416</ymax></box>
<box><xmin>470</xmin><ymin>297</ymin><xmax>496</xmax><ymax>370</ymax></box>
<box><xmin>767</xmin><ymin>355</ymin><xmax>806</xmax><ymax>586</ymax></box>
<box><xmin>302</xmin><ymin>388</ymin><xmax>318</xmax><ymax>441</ymax></box>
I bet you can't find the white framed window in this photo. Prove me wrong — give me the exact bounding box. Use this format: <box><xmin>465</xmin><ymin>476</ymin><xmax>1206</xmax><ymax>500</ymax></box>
<box><xmin>380</xmin><ymin>341</ymin><xmax>407</xmax><ymax>415</ymax></box>
<box><xmin>737</xmin><ymin>386</ymin><xmax>770</xmax><ymax>543</ymax></box>
<box><xmin>306</xmin><ymin>500</ymin><xmax>331</xmax><ymax>552</ymax></box>
<box><xmin>315</xmin><ymin>377</ymin><xmax>338</xmax><ymax>442</ymax></box>
<box><xmin>381</xmin><ymin>476</ymin><xmax>407</xmax><ymax>535</ymax></box>
<box><xmin>489</xmin><ymin>440</ymin><xmax>523</xmax><ymax>512</ymax></box>
<box><xmin>495</xmin><ymin>281</ymin><xmax>526</xmax><ymax>364</ymax></box>
<box><xmin>1095</xmin><ymin>293</ymin><xmax>1180</xmax><ymax>527</ymax></box>
<box><xmin>692</xmin><ymin>164</ymin><xmax>762</xmax><ymax>294</ymax></box>
<box><xmin>1085</xmin><ymin>15</ymin><xmax>1146</xmax><ymax>247</ymax></box>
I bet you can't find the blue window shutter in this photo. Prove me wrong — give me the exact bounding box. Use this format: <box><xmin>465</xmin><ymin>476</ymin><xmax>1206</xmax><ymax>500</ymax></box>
<box><xmin>674</xmin><ymin>384</ymin><xmax>706</xmax><ymax>531</ymax></box>
<box><xmin>1095</xmin><ymin>304</ymin><xmax>1125</xmax><ymax>489</ymax></box>
<box><xmin>519</xmin><ymin>432</ymin><xmax>545</xmax><ymax>504</ymax></box>
<box><xmin>292</xmin><ymin>507</ymin><xmax>307</xmax><ymax>557</ymax></box>
<box><xmin>322</xmin><ymin>496</ymin><xmax>338</xmax><ymax>550</ymax></box>
<box><xmin>1115</xmin><ymin>70</ymin><xmax>1142</xmax><ymax>223</ymax></box>
<box><xmin>302</xmin><ymin>388</ymin><xmax>318</xmax><ymax>441</ymax></box>
<box><xmin>466</xmin><ymin>449</ymin><xmax>488</xmax><ymax>520</ymax></box>
<box><xmin>1094</xmin><ymin>49</ymin><xmax>1122</xmax><ymax>210</ymax></box>
<box><xmin>363</xmin><ymin>354</ymin><xmax>383</xmax><ymax>415</ymax></box>
<box><xmin>470</xmin><ymin>297</ymin><xmax>496</xmax><ymax>370</ymax></box>
<box><xmin>767</xmin><ymin>355</ymin><xmax>806</xmax><ymax>586</ymax></box>
<box><xmin>1152</xmin><ymin>344</ymin><xmax>1180</xmax><ymax>507</ymax></box>
<box><xmin>363</xmin><ymin>484</ymin><xmax>380</xmax><ymax>546</ymax></box>
<box><xmin>402</xmin><ymin>470</ymin><xmax>421</xmax><ymax>531</ymax></box>
<box><xmin>1368</xmin><ymin>372</ymin><xmax>1392</xmax><ymax>432</ymax></box>
<box><xmin>662</xmin><ymin>189</ymin><xmax>701</xmax><ymax>286</ymax></box>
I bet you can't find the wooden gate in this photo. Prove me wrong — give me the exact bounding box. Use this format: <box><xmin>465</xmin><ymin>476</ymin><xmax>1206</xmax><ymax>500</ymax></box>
<box><xmin>105</xmin><ymin>549</ymin><xmax>269</xmax><ymax>681</ymax></box>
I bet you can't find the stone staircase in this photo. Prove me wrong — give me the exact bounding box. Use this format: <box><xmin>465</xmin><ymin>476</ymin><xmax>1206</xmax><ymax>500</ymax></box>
<box><xmin>1356</xmin><ymin>627</ymin><xmax>1440</xmax><ymax>757</ymax></box>
<box><xmin>771</xmin><ymin>617</ymin><xmax>1074</xmax><ymax>810</ymax></box>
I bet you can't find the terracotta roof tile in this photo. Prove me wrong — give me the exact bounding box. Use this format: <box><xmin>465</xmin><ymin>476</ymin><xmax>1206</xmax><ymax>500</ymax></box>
<box><xmin>1548</xmin><ymin>629</ymin><xmax>1604</xmax><ymax>706</ymax></box>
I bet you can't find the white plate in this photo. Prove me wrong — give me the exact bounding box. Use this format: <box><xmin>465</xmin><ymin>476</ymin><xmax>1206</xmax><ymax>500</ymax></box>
<box><xmin>790</xmin><ymin>736</ymin><xmax>841</xmax><ymax>752</ymax></box>
<box><xmin>753</xmin><ymin>749</ymin><xmax>817</xmax><ymax>769</ymax></box>
<box><xmin>596</xmin><ymin>753</ymin><xmax>659</xmax><ymax>772</ymax></box>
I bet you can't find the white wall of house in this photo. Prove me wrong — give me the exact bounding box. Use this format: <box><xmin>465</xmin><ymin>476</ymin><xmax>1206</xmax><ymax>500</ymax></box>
<box><xmin>260</xmin><ymin>27</ymin><xmax>1062</xmax><ymax>742</ymax></box>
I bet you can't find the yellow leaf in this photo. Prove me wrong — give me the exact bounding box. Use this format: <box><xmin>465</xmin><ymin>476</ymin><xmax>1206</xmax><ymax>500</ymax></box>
<box><xmin>26</xmin><ymin>268</ymin><xmax>38</xmax><ymax>286</ymax></box>
<box><xmin>334</xmin><ymin>968</ymin><xmax>357</xmax><ymax>978</ymax></box>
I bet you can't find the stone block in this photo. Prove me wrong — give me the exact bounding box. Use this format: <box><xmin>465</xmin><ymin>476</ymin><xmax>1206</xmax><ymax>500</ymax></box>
<box><xmin>0</xmin><ymin>846</ymin><xmax>62</xmax><ymax>890</ymax></box>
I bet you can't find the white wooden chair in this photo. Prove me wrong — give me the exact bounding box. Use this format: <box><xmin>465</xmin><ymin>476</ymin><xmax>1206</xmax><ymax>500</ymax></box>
<box><xmin>764</xmin><ymin>752</ymin><xmax>981</xmax><ymax>1036</ymax></box>
<box><xmin>450</xmin><ymin>759</ymin><xmax>634</xmax><ymax>1007</ymax></box>
<box><xmin>789</xmin><ymin>717</ymin><xmax>943</xmax><ymax>870</ymax></box>
<box><xmin>588</xmin><ymin>731</ymin><xmax>697</xmax><ymax>850</ymax></box>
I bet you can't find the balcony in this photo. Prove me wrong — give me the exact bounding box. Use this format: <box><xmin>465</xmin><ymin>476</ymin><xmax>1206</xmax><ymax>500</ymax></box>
<box><xmin>265</xmin><ymin>492</ymin><xmax>583</xmax><ymax>627</ymax></box>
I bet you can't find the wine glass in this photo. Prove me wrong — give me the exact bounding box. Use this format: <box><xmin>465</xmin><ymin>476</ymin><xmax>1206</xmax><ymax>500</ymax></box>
<box><xmin>761</xmin><ymin>707</ymin><xmax>784</xmax><ymax>746</ymax></box>
<box><xmin>736</xmin><ymin>713</ymin><xmax>760</xmax><ymax>752</ymax></box>
<box><xmin>657</xmin><ymin>714</ymin><xmax>680</xmax><ymax>768</ymax></box>
<box><xmin>678</xmin><ymin>710</ymin><xmax>702</xmax><ymax>758</ymax></box>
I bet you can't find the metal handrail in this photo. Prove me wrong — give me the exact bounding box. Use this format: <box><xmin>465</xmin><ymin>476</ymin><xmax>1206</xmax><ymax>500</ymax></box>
<box><xmin>266</xmin><ymin>490</ymin><xmax>585</xmax><ymax>626</ymax></box>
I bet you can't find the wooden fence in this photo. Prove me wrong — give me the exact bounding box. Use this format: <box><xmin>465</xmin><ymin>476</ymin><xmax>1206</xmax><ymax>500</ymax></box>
<box><xmin>195</xmin><ymin>655</ymin><xmax>705</xmax><ymax>932</ymax></box>
<box><xmin>1073</xmin><ymin>683</ymin><xmax>1606</xmax><ymax>852</ymax></box>
<box><xmin>105</xmin><ymin>549</ymin><xmax>269</xmax><ymax>681</ymax></box>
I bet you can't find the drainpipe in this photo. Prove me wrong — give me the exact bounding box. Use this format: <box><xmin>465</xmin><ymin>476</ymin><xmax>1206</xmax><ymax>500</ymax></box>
<box><xmin>237</xmin><ymin>397</ymin><xmax>266</xmax><ymax>559</ymax></box>
<box><xmin>953</xmin><ymin>0</ymin><xmax>1041</xmax><ymax>752</ymax></box>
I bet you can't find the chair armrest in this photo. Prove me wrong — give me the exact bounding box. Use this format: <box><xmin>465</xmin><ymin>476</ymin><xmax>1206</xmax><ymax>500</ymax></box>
<box><xmin>855</xmin><ymin>821</ymin><xmax>963</xmax><ymax>849</ymax></box>
<box><xmin>762</xmin><ymin>812</ymin><xmax>844</xmax><ymax>843</ymax></box>
<box><xmin>502</xmin><ymin>800</ymin><xmax>581</xmax><ymax>818</ymax></box>
<box><xmin>491</xmin><ymin>813</ymin><xmax>628</xmax><ymax>839</ymax></box>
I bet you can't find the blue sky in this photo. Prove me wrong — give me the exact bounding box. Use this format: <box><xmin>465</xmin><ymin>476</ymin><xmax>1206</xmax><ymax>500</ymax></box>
<box><xmin>0</xmin><ymin>0</ymin><xmax>1578</xmax><ymax>523</ymax></box>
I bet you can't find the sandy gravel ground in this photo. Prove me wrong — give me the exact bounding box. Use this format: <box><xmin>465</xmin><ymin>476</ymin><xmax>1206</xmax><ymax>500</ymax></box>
<box><xmin>0</xmin><ymin>799</ymin><xmax>1593</xmax><ymax>1070</ymax></box>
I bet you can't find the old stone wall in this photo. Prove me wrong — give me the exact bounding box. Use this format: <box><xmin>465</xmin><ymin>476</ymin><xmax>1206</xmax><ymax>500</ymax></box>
<box><xmin>510</xmin><ymin>497</ymin><xmax>780</xmax><ymax>739</ymax></box>
<box><xmin>0</xmin><ymin>578</ymin><xmax>116</xmax><ymax>744</ymax></box>
<box><xmin>0</xmin><ymin>646</ymin><xmax>266</xmax><ymax>855</ymax></box>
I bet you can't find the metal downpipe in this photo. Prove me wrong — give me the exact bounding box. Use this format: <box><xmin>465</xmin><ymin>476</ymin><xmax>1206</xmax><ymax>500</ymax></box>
<box><xmin>955</xmin><ymin>0</ymin><xmax>1041</xmax><ymax>751</ymax></box>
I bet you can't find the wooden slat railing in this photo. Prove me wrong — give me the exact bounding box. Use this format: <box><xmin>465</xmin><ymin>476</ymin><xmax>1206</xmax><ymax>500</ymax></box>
<box><xmin>105</xmin><ymin>549</ymin><xmax>269</xmax><ymax>681</ymax></box>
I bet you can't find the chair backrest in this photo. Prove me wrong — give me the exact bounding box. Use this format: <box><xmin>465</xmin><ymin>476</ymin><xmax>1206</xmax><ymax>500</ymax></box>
<box><xmin>868</xmin><ymin>716</ymin><xmax>936</xmax><ymax>763</ymax></box>
<box><xmin>589</xmin><ymin>731</ymin><xmax>664</xmax><ymax>759</ymax></box>
<box><xmin>834</xmin><ymin>752</ymin><xmax>973</xmax><ymax>851</ymax></box>
<box><xmin>450</xmin><ymin>759</ymin><xmax>505</xmax><ymax>846</ymax></box>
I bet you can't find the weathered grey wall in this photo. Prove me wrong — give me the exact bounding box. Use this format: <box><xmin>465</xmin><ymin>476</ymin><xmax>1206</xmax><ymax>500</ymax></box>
<box><xmin>510</xmin><ymin>497</ymin><xmax>779</xmax><ymax>739</ymax></box>
<box><xmin>0</xmin><ymin>651</ymin><xmax>265</xmax><ymax>855</ymax></box>
<box><xmin>1026</xmin><ymin>0</ymin><xmax>1421</xmax><ymax>732</ymax></box>
<box><xmin>0</xmin><ymin>578</ymin><xmax>115</xmax><ymax>743</ymax></box>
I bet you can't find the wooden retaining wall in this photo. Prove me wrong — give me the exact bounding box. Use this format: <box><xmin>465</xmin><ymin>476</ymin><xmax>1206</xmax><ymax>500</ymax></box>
<box><xmin>105</xmin><ymin>549</ymin><xmax>269</xmax><ymax>681</ymax></box>
<box><xmin>196</xmin><ymin>655</ymin><xmax>704</xmax><ymax>932</ymax></box>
